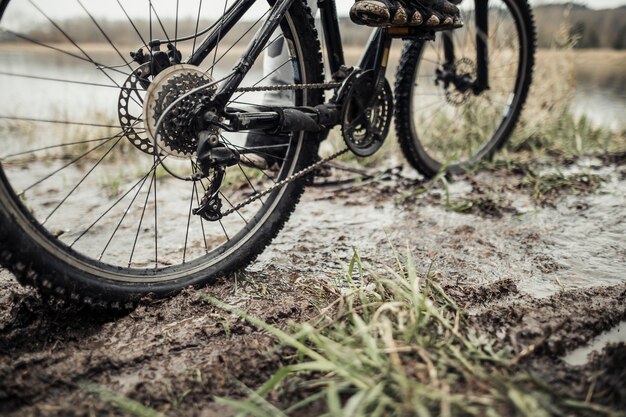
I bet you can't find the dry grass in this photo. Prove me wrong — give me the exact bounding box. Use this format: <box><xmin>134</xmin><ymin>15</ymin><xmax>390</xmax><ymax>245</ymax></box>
<box><xmin>505</xmin><ymin>46</ymin><xmax>625</xmax><ymax>157</ymax></box>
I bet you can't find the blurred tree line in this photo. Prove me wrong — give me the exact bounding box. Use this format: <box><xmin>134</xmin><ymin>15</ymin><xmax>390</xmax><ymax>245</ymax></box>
<box><xmin>534</xmin><ymin>3</ymin><xmax>626</xmax><ymax>49</ymax></box>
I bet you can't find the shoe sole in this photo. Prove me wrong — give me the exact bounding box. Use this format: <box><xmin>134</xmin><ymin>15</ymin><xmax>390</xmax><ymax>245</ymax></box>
<box><xmin>351</xmin><ymin>10</ymin><xmax>463</xmax><ymax>30</ymax></box>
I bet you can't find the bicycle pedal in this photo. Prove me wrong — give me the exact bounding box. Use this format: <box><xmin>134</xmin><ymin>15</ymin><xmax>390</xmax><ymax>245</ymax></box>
<box><xmin>387</xmin><ymin>27</ymin><xmax>436</xmax><ymax>41</ymax></box>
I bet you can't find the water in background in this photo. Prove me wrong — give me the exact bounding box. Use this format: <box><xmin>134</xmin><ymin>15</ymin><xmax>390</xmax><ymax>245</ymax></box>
<box><xmin>1</xmin><ymin>49</ymin><xmax>625</xmax><ymax>132</ymax></box>
<box><xmin>571</xmin><ymin>51</ymin><xmax>626</xmax><ymax>131</ymax></box>
<box><xmin>572</xmin><ymin>85</ymin><xmax>625</xmax><ymax>131</ymax></box>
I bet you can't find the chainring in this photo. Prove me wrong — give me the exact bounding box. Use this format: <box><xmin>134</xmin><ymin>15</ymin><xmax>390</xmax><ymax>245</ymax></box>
<box><xmin>341</xmin><ymin>71</ymin><xmax>393</xmax><ymax>157</ymax></box>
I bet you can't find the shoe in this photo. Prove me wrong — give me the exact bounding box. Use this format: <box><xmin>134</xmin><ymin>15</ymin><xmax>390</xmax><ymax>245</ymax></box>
<box><xmin>350</xmin><ymin>0</ymin><xmax>463</xmax><ymax>29</ymax></box>
<box><xmin>241</xmin><ymin>131</ymin><xmax>290</xmax><ymax>171</ymax></box>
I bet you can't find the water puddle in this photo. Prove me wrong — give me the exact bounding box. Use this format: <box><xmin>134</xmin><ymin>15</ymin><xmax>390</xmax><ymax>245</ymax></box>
<box><xmin>517</xmin><ymin>162</ymin><xmax>626</xmax><ymax>297</ymax></box>
<box><xmin>563</xmin><ymin>321</ymin><xmax>626</xmax><ymax>366</ymax></box>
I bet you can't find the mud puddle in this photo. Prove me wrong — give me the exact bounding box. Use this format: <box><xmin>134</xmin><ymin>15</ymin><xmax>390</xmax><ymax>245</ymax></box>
<box><xmin>0</xmin><ymin>154</ymin><xmax>625</xmax><ymax>415</ymax></box>
<box><xmin>259</xmin><ymin>155</ymin><xmax>626</xmax><ymax>298</ymax></box>
<box><xmin>564</xmin><ymin>321</ymin><xmax>626</xmax><ymax>366</ymax></box>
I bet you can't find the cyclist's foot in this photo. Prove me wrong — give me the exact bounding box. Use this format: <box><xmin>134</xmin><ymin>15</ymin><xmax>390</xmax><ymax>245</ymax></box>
<box><xmin>350</xmin><ymin>0</ymin><xmax>463</xmax><ymax>29</ymax></box>
<box><xmin>241</xmin><ymin>132</ymin><xmax>289</xmax><ymax>171</ymax></box>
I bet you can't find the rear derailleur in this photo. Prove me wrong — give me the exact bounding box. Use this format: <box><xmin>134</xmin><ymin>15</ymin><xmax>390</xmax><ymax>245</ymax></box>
<box><xmin>192</xmin><ymin>132</ymin><xmax>240</xmax><ymax>222</ymax></box>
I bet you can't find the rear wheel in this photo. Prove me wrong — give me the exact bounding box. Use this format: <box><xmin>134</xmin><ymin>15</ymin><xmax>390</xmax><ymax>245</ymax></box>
<box><xmin>0</xmin><ymin>0</ymin><xmax>323</xmax><ymax>306</ymax></box>
<box><xmin>394</xmin><ymin>0</ymin><xmax>536</xmax><ymax>178</ymax></box>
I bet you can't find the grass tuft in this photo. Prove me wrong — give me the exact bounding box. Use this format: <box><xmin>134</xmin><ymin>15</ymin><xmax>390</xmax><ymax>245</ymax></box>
<box><xmin>200</xmin><ymin>250</ymin><xmax>621</xmax><ymax>417</ymax></box>
<box><xmin>520</xmin><ymin>170</ymin><xmax>605</xmax><ymax>206</ymax></box>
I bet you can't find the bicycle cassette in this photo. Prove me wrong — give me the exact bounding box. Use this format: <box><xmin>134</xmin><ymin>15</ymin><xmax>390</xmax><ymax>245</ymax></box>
<box><xmin>143</xmin><ymin>64</ymin><xmax>218</xmax><ymax>158</ymax></box>
<box><xmin>341</xmin><ymin>70</ymin><xmax>393</xmax><ymax>157</ymax></box>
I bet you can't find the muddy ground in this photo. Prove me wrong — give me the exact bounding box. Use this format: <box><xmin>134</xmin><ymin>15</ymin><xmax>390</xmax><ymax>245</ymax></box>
<box><xmin>0</xmin><ymin>152</ymin><xmax>625</xmax><ymax>416</ymax></box>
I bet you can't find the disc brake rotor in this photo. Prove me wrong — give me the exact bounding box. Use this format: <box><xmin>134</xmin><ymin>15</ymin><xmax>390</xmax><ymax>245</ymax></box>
<box><xmin>118</xmin><ymin>63</ymin><xmax>153</xmax><ymax>154</ymax></box>
<box><xmin>445</xmin><ymin>58</ymin><xmax>477</xmax><ymax>106</ymax></box>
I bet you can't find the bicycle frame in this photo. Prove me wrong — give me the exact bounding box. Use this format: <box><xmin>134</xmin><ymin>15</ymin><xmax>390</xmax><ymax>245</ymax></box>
<box><xmin>181</xmin><ymin>0</ymin><xmax>489</xmax><ymax>134</ymax></box>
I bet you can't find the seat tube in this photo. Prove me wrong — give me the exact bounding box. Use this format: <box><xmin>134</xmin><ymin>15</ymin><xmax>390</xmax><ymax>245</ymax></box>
<box><xmin>318</xmin><ymin>0</ymin><xmax>345</xmax><ymax>76</ymax></box>
<box><xmin>212</xmin><ymin>0</ymin><xmax>296</xmax><ymax>108</ymax></box>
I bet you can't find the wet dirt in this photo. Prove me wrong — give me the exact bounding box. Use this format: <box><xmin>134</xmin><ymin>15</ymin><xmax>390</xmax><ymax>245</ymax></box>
<box><xmin>0</xmin><ymin>154</ymin><xmax>625</xmax><ymax>416</ymax></box>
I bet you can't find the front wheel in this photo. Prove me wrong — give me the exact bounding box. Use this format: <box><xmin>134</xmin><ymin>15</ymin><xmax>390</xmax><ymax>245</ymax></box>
<box><xmin>394</xmin><ymin>0</ymin><xmax>536</xmax><ymax>178</ymax></box>
<box><xmin>0</xmin><ymin>0</ymin><xmax>323</xmax><ymax>307</ymax></box>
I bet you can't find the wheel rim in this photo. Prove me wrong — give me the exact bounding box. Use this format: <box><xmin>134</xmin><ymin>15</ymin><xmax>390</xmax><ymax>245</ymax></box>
<box><xmin>0</xmin><ymin>1</ymin><xmax>309</xmax><ymax>282</ymax></box>
<box><xmin>409</xmin><ymin>0</ymin><xmax>528</xmax><ymax>171</ymax></box>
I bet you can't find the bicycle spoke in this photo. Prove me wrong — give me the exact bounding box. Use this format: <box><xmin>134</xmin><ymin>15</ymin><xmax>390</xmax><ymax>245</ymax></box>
<box><xmin>128</xmin><ymin>169</ymin><xmax>156</xmax><ymax>268</ymax></box>
<box><xmin>28</xmin><ymin>0</ymin><xmax>131</xmax><ymax>85</ymax></box>
<box><xmin>420</xmin><ymin>102</ymin><xmax>450</xmax><ymax>135</ymax></box>
<box><xmin>413</xmin><ymin>100</ymin><xmax>448</xmax><ymax>112</ymax></box>
<box><xmin>230</xmin><ymin>59</ymin><xmax>292</xmax><ymax>104</ymax></box>
<box><xmin>150</xmin><ymin>1</ymin><xmax>171</xmax><ymax>44</ymax></box>
<box><xmin>222</xmin><ymin>140</ymin><xmax>288</xmax><ymax>164</ymax></box>
<box><xmin>0</xmin><ymin>71</ymin><xmax>137</xmax><ymax>90</ymax></box>
<box><xmin>153</xmin><ymin>152</ymin><xmax>159</xmax><ymax>269</ymax></box>
<box><xmin>220</xmin><ymin>137</ymin><xmax>280</xmax><ymax>186</ymax></box>
<box><xmin>19</xmin><ymin>134</ymin><xmax>122</xmax><ymax>195</ymax></box>
<box><xmin>182</xmin><ymin>164</ymin><xmax>197</xmax><ymax>264</ymax></box>
<box><xmin>116</xmin><ymin>0</ymin><xmax>149</xmax><ymax>50</ymax></box>
<box><xmin>15</xmin><ymin>1</ymin><xmax>146</xmax><ymax>110</ymax></box>
<box><xmin>0</xmin><ymin>29</ymin><xmax>129</xmax><ymax>77</ymax></box>
<box><xmin>210</xmin><ymin>0</ymin><xmax>229</xmax><ymax>78</ymax></box>
<box><xmin>236</xmin><ymin>161</ymin><xmax>265</xmax><ymax>206</ymax></box>
<box><xmin>43</xmin><ymin>136</ymin><xmax>124</xmax><ymax>225</ymax></box>
<box><xmin>0</xmin><ymin>133</ymin><xmax>139</xmax><ymax>160</ymax></box>
<box><xmin>205</xmin><ymin>9</ymin><xmax>275</xmax><ymax>75</ymax></box>
<box><xmin>174</xmin><ymin>0</ymin><xmax>180</xmax><ymax>49</ymax></box>
<box><xmin>98</xmin><ymin>166</ymin><xmax>158</xmax><ymax>261</ymax></box>
<box><xmin>192</xmin><ymin>181</ymin><xmax>210</xmax><ymax>255</ymax></box>
<box><xmin>73</xmin><ymin>160</ymin><xmax>159</xmax><ymax>249</ymax></box>
<box><xmin>0</xmin><ymin>116</ymin><xmax>122</xmax><ymax>129</ymax></box>
<box><xmin>218</xmin><ymin>219</ymin><xmax>230</xmax><ymax>242</ymax></box>
<box><xmin>219</xmin><ymin>190</ymin><xmax>248</xmax><ymax>225</ymax></box>
<box><xmin>76</xmin><ymin>0</ymin><xmax>134</xmax><ymax>74</ymax></box>
<box><xmin>192</xmin><ymin>0</ymin><xmax>204</xmax><ymax>56</ymax></box>
<box><xmin>0</xmin><ymin>0</ymin><xmax>312</xmax><ymax>275</ymax></box>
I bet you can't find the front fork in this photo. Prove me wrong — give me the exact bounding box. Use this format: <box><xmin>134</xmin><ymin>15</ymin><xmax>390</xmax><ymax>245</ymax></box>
<box><xmin>474</xmin><ymin>0</ymin><xmax>489</xmax><ymax>92</ymax></box>
<box><xmin>440</xmin><ymin>0</ymin><xmax>490</xmax><ymax>94</ymax></box>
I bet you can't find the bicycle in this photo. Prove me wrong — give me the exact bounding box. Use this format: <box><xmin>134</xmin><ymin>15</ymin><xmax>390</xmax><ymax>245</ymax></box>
<box><xmin>0</xmin><ymin>0</ymin><xmax>535</xmax><ymax>307</ymax></box>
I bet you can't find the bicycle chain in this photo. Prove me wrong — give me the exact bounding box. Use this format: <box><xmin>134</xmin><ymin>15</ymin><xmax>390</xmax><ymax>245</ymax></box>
<box><xmin>222</xmin><ymin>148</ymin><xmax>349</xmax><ymax>217</ymax></box>
<box><xmin>219</xmin><ymin>81</ymin><xmax>349</xmax><ymax>217</ymax></box>
<box><xmin>234</xmin><ymin>81</ymin><xmax>341</xmax><ymax>93</ymax></box>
